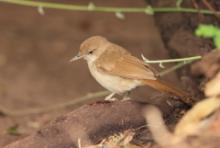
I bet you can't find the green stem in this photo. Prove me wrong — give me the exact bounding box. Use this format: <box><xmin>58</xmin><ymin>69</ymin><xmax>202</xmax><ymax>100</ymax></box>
<box><xmin>0</xmin><ymin>0</ymin><xmax>219</xmax><ymax>15</ymax></box>
<box><xmin>142</xmin><ymin>55</ymin><xmax>202</xmax><ymax>64</ymax></box>
<box><xmin>0</xmin><ymin>90</ymin><xmax>109</xmax><ymax>116</ymax></box>
<box><xmin>158</xmin><ymin>60</ymin><xmax>193</xmax><ymax>77</ymax></box>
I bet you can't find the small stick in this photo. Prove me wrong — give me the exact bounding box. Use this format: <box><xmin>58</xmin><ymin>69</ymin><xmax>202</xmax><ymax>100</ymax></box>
<box><xmin>0</xmin><ymin>90</ymin><xmax>110</xmax><ymax>116</ymax></box>
<box><xmin>202</xmin><ymin>0</ymin><xmax>220</xmax><ymax>19</ymax></box>
<box><xmin>141</xmin><ymin>54</ymin><xmax>202</xmax><ymax>76</ymax></box>
<box><xmin>0</xmin><ymin>0</ymin><xmax>219</xmax><ymax>15</ymax></box>
<box><xmin>158</xmin><ymin>60</ymin><xmax>193</xmax><ymax>77</ymax></box>
<box><xmin>141</xmin><ymin>54</ymin><xmax>202</xmax><ymax>64</ymax></box>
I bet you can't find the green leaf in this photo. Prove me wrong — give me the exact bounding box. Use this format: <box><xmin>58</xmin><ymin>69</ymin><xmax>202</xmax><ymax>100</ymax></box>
<box><xmin>214</xmin><ymin>35</ymin><xmax>220</xmax><ymax>49</ymax></box>
<box><xmin>195</xmin><ymin>24</ymin><xmax>220</xmax><ymax>49</ymax></box>
<box><xmin>195</xmin><ymin>24</ymin><xmax>217</xmax><ymax>38</ymax></box>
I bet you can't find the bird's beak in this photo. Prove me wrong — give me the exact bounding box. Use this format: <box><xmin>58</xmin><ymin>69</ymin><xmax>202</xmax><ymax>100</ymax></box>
<box><xmin>69</xmin><ymin>53</ymin><xmax>84</xmax><ymax>62</ymax></box>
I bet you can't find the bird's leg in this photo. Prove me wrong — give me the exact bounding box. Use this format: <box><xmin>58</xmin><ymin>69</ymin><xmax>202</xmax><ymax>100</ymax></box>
<box><xmin>105</xmin><ymin>92</ymin><xmax>116</xmax><ymax>101</ymax></box>
<box><xmin>122</xmin><ymin>91</ymin><xmax>131</xmax><ymax>101</ymax></box>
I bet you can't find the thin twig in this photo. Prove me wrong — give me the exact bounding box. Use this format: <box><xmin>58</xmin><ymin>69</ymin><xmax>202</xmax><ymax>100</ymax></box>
<box><xmin>0</xmin><ymin>0</ymin><xmax>219</xmax><ymax>15</ymax></box>
<box><xmin>202</xmin><ymin>0</ymin><xmax>220</xmax><ymax>19</ymax></box>
<box><xmin>0</xmin><ymin>90</ymin><xmax>110</xmax><ymax>116</ymax></box>
<box><xmin>191</xmin><ymin>0</ymin><xmax>204</xmax><ymax>20</ymax></box>
<box><xmin>158</xmin><ymin>60</ymin><xmax>194</xmax><ymax>77</ymax></box>
<box><xmin>141</xmin><ymin>54</ymin><xmax>202</xmax><ymax>64</ymax></box>
<box><xmin>141</xmin><ymin>55</ymin><xmax>201</xmax><ymax>76</ymax></box>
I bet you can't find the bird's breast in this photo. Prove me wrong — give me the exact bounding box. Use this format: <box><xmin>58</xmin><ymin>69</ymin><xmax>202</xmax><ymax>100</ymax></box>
<box><xmin>88</xmin><ymin>62</ymin><xmax>140</xmax><ymax>93</ymax></box>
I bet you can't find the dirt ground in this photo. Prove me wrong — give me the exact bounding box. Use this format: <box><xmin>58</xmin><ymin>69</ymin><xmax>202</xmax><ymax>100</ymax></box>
<box><xmin>1</xmin><ymin>0</ymin><xmax>220</xmax><ymax>147</ymax></box>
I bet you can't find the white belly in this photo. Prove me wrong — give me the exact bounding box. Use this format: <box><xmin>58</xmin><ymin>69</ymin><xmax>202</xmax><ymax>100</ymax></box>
<box><xmin>88</xmin><ymin>63</ymin><xmax>141</xmax><ymax>93</ymax></box>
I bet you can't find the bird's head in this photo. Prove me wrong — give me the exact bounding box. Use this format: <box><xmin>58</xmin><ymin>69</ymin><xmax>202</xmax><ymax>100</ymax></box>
<box><xmin>70</xmin><ymin>36</ymin><xmax>109</xmax><ymax>62</ymax></box>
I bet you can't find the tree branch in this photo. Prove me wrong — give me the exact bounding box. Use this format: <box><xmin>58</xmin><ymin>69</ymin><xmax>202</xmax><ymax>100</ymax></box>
<box><xmin>0</xmin><ymin>0</ymin><xmax>219</xmax><ymax>15</ymax></box>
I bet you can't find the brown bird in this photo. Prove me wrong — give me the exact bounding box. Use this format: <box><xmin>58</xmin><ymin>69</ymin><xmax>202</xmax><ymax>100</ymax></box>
<box><xmin>71</xmin><ymin>36</ymin><xmax>189</xmax><ymax>103</ymax></box>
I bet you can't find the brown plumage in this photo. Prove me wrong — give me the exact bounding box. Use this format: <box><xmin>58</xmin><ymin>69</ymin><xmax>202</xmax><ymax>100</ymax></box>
<box><xmin>71</xmin><ymin>36</ymin><xmax>190</xmax><ymax>104</ymax></box>
<box><xmin>95</xmin><ymin>44</ymin><xmax>157</xmax><ymax>80</ymax></box>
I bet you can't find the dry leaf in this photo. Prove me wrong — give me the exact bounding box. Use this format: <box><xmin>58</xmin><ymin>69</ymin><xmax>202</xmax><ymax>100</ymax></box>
<box><xmin>175</xmin><ymin>97</ymin><xmax>220</xmax><ymax>139</ymax></box>
<box><xmin>205</xmin><ymin>72</ymin><xmax>220</xmax><ymax>97</ymax></box>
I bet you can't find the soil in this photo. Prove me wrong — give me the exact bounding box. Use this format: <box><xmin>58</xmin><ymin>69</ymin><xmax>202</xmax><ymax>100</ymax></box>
<box><xmin>0</xmin><ymin>0</ymin><xmax>220</xmax><ymax>147</ymax></box>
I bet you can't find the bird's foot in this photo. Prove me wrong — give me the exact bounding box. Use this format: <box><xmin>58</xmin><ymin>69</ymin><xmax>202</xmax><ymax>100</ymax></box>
<box><xmin>122</xmin><ymin>96</ymin><xmax>131</xmax><ymax>101</ymax></box>
<box><xmin>104</xmin><ymin>93</ymin><xmax>116</xmax><ymax>101</ymax></box>
<box><xmin>105</xmin><ymin>97</ymin><xmax>118</xmax><ymax>101</ymax></box>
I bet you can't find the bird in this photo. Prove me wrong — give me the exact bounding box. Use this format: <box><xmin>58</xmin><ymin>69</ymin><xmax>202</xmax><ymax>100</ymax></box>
<box><xmin>70</xmin><ymin>36</ymin><xmax>190</xmax><ymax>104</ymax></box>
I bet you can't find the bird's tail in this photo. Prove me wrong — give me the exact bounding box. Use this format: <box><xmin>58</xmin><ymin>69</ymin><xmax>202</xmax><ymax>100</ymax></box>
<box><xmin>142</xmin><ymin>79</ymin><xmax>192</xmax><ymax>104</ymax></box>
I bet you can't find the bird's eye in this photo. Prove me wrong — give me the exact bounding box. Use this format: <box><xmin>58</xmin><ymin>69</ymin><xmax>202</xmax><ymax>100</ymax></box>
<box><xmin>88</xmin><ymin>50</ymin><xmax>94</xmax><ymax>54</ymax></box>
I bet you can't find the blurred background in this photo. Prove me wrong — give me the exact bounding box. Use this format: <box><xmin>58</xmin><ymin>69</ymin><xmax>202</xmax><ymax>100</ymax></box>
<box><xmin>0</xmin><ymin>0</ymin><xmax>183</xmax><ymax>146</ymax></box>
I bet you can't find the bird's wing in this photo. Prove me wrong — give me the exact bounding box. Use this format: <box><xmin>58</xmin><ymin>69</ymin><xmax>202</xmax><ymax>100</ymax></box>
<box><xmin>95</xmin><ymin>45</ymin><xmax>157</xmax><ymax>80</ymax></box>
